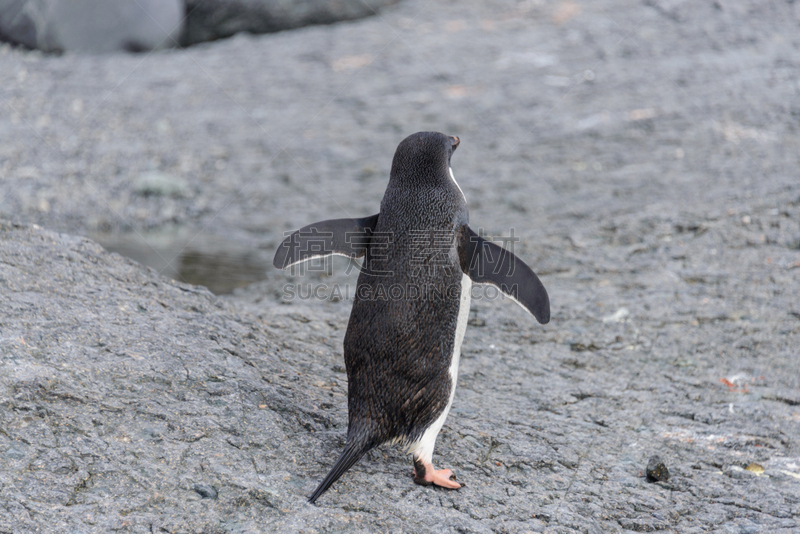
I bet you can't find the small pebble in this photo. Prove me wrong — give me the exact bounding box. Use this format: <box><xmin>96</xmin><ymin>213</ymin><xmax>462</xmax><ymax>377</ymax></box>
<box><xmin>468</xmin><ymin>316</ymin><xmax>486</xmax><ymax>327</ymax></box>
<box><xmin>646</xmin><ymin>455</ymin><xmax>670</xmax><ymax>482</ymax></box>
<box><xmin>193</xmin><ymin>483</ymin><xmax>217</xmax><ymax>499</ymax></box>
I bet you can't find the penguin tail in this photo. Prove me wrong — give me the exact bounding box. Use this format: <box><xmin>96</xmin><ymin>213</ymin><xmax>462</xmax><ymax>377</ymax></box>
<box><xmin>308</xmin><ymin>442</ymin><xmax>370</xmax><ymax>504</ymax></box>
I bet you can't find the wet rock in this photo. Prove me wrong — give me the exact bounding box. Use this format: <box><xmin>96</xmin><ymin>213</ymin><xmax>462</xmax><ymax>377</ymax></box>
<box><xmin>646</xmin><ymin>456</ymin><xmax>670</xmax><ymax>482</ymax></box>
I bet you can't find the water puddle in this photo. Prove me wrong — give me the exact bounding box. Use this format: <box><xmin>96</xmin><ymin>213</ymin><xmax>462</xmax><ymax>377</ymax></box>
<box><xmin>91</xmin><ymin>227</ymin><xmax>270</xmax><ymax>295</ymax></box>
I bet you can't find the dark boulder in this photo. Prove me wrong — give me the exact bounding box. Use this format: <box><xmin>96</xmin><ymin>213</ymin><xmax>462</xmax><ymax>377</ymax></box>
<box><xmin>181</xmin><ymin>0</ymin><xmax>399</xmax><ymax>46</ymax></box>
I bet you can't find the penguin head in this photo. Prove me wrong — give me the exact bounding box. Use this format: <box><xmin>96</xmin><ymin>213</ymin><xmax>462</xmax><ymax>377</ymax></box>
<box><xmin>389</xmin><ymin>131</ymin><xmax>460</xmax><ymax>188</ymax></box>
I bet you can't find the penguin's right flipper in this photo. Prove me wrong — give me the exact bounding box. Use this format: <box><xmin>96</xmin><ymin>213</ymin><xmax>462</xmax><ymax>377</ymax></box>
<box><xmin>308</xmin><ymin>443</ymin><xmax>369</xmax><ymax>504</ymax></box>
<box><xmin>461</xmin><ymin>226</ymin><xmax>550</xmax><ymax>324</ymax></box>
<box><xmin>273</xmin><ymin>214</ymin><xmax>379</xmax><ymax>270</ymax></box>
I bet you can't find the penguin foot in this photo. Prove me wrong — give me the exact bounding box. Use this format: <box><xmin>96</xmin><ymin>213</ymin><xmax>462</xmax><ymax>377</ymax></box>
<box><xmin>412</xmin><ymin>460</ymin><xmax>462</xmax><ymax>489</ymax></box>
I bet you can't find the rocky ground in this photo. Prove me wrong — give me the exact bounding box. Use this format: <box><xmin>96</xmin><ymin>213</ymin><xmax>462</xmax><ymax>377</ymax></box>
<box><xmin>2</xmin><ymin>0</ymin><xmax>800</xmax><ymax>532</ymax></box>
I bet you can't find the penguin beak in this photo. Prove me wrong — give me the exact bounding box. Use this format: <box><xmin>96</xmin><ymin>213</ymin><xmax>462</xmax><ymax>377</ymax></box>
<box><xmin>451</xmin><ymin>136</ymin><xmax>460</xmax><ymax>152</ymax></box>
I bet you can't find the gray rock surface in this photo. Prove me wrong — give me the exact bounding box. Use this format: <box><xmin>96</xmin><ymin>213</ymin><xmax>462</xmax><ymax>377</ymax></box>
<box><xmin>0</xmin><ymin>0</ymin><xmax>183</xmax><ymax>53</ymax></box>
<box><xmin>182</xmin><ymin>0</ymin><xmax>401</xmax><ymax>46</ymax></box>
<box><xmin>1</xmin><ymin>0</ymin><xmax>800</xmax><ymax>531</ymax></box>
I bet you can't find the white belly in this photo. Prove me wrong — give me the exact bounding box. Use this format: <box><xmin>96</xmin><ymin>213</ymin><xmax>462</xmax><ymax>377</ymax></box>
<box><xmin>408</xmin><ymin>273</ymin><xmax>472</xmax><ymax>463</ymax></box>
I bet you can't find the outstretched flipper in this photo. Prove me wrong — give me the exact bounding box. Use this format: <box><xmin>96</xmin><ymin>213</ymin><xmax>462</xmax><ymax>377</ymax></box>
<box><xmin>460</xmin><ymin>226</ymin><xmax>550</xmax><ymax>324</ymax></box>
<box><xmin>273</xmin><ymin>214</ymin><xmax>379</xmax><ymax>270</ymax></box>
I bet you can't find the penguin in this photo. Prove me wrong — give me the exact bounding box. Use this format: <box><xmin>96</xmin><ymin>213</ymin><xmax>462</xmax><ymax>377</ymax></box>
<box><xmin>273</xmin><ymin>132</ymin><xmax>549</xmax><ymax>504</ymax></box>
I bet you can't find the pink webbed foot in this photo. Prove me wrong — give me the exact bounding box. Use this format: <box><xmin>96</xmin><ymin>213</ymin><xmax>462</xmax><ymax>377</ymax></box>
<box><xmin>412</xmin><ymin>458</ymin><xmax>462</xmax><ymax>489</ymax></box>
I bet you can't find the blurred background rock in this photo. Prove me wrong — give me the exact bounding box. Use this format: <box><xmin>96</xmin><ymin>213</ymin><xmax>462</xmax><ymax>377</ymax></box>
<box><xmin>0</xmin><ymin>0</ymin><xmax>183</xmax><ymax>52</ymax></box>
<box><xmin>0</xmin><ymin>0</ymin><xmax>399</xmax><ymax>53</ymax></box>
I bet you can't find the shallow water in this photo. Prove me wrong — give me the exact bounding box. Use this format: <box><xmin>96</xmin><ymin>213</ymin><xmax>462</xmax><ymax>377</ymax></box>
<box><xmin>91</xmin><ymin>226</ymin><xmax>270</xmax><ymax>295</ymax></box>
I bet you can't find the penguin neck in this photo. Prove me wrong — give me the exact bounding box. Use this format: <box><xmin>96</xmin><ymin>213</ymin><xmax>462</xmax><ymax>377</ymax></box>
<box><xmin>379</xmin><ymin>181</ymin><xmax>468</xmax><ymax>231</ymax></box>
<box><xmin>448</xmin><ymin>166</ymin><xmax>466</xmax><ymax>203</ymax></box>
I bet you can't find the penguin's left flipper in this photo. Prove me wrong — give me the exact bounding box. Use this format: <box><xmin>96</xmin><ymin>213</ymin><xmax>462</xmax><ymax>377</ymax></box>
<box><xmin>461</xmin><ymin>226</ymin><xmax>550</xmax><ymax>324</ymax></box>
<box><xmin>273</xmin><ymin>214</ymin><xmax>379</xmax><ymax>270</ymax></box>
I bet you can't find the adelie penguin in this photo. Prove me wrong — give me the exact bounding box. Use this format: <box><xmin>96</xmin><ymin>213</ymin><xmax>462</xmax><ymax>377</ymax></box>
<box><xmin>273</xmin><ymin>132</ymin><xmax>550</xmax><ymax>504</ymax></box>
